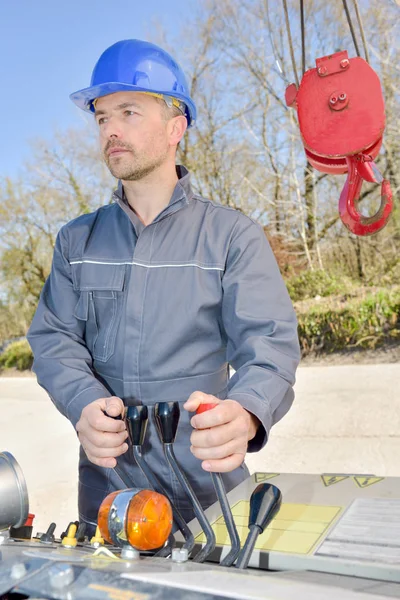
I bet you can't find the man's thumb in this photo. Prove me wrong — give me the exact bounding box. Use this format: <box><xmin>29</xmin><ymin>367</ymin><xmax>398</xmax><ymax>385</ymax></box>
<box><xmin>104</xmin><ymin>396</ymin><xmax>124</xmax><ymax>417</ymax></box>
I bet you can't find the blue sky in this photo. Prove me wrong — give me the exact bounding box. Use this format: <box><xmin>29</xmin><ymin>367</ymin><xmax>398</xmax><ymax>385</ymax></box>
<box><xmin>0</xmin><ymin>0</ymin><xmax>194</xmax><ymax>179</ymax></box>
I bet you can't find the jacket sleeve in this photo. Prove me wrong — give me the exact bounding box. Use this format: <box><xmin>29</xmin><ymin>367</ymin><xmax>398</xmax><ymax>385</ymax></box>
<box><xmin>27</xmin><ymin>227</ymin><xmax>112</xmax><ymax>428</ymax></box>
<box><xmin>222</xmin><ymin>219</ymin><xmax>300</xmax><ymax>452</ymax></box>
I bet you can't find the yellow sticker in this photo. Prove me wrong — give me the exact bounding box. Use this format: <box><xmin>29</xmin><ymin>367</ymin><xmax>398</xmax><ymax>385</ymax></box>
<box><xmin>321</xmin><ymin>475</ymin><xmax>349</xmax><ymax>487</ymax></box>
<box><xmin>353</xmin><ymin>476</ymin><xmax>385</xmax><ymax>488</ymax></box>
<box><xmin>88</xmin><ymin>584</ymin><xmax>149</xmax><ymax>600</ymax></box>
<box><xmin>196</xmin><ymin>500</ymin><xmax>342</xmax><ymax>555</ymax></box>
<box><xmin>255</xmin><ymin>473</ymin><xmax>280</xmax><ymax>483</ymax></box>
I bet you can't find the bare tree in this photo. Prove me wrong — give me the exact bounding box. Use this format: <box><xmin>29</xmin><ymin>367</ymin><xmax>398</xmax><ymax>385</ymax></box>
<box><xmin>0</xmin><ymin>126</ymin><xmax>115</xmax><ymax>328</ymax></box>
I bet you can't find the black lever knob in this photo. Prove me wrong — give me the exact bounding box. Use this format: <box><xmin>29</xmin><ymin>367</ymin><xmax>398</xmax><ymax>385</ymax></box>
<box><xmin>154</xmin><ymin>402</ymin><xmax>180</xmax><ymax>444</ymax></box>
<box><xmin>249</xmin><ymin>483</ymin><xmax>282</xmax><ymax>532</ymax></box>
<box><xmin>236</xmin><ymin>483</ymin><xmax>282</xmax><ymax>569</ymax></box>
<box><xmin>40</xmin><ymin>522</ymin><xmax>56</xmax><ymax>544</ymax></box>
<box><xmin>76</xmin><ymin>522</ymin><xmax>87</xmax><ymax>543</ymax></box>
<box><xmin>126</xmin><ymin>405</ymin><xmax>149</xmax><ymax>446</ymax></box>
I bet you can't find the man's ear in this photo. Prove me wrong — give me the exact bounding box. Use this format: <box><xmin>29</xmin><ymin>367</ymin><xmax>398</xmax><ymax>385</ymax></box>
<box><xmin>169</xmin><ymin>115</ymin><xmax>187</xmax><ymax>147</ymax></box>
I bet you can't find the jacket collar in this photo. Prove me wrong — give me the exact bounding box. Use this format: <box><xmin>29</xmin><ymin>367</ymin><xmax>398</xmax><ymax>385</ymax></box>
<box><xmin>114</xmin><ymin>165</ymin><xmax>194</xmax><ymax>225</ymax></box>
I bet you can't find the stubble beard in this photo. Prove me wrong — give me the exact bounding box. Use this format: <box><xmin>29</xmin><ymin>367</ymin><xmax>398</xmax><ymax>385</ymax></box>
<box><xmin>105</xmin><ymin>148</ymin><xmax>169</xmax><ymax>182</ymax></box>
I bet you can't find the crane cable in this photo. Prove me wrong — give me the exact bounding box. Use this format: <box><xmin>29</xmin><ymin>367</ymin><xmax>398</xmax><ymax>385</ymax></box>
<box><xmin>281</xmin><ymin>0</ymin><xmax>370</xmax><ymax>89</ymax></box>
<box><xmin>342</xmin><ymin>0</ymin><xmax>362</xmax><ymax>57</ymax></box>
<box><xmin>300</xmin><ymin>0</ymin><xmax>306</xmax><ymax>75</ymax></box>
<box><xmin>282</xmin><ymin>0</ymin><xmax>299</xmax><ymax>87</ymax></box>
<box><xmin>351</xmin><ymin>0</ymin><xmax>370</xmax><ymax>63</ymax></box>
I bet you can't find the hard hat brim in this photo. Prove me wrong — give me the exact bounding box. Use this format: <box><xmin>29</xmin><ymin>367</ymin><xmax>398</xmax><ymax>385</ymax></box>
<box><xmin>69</xmin><ymin>82</ymin><xmax>196</xmax><ymax>127</ymax></box>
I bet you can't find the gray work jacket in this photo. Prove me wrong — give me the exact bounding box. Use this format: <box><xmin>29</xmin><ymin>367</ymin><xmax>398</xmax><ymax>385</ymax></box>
<box><xmin>27</xmin><ymin>166</ymin><xmax>300</xmax><ymax>529</ymax></box>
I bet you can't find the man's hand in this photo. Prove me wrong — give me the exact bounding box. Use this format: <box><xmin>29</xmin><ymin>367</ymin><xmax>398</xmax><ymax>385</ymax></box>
<box><xmin>183</xmin><ymin>391</ymin><xmax>260</xmax><ymax>473</ymax></box>
<box><xmin>76</xmin><ymin>397</ymin><xmax>128</xmax><ymax>468</ymax></box>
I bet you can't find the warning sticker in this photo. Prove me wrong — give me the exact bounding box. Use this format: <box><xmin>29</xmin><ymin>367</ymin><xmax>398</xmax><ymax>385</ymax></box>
<box><xmin>316</xmin><ymin>498</ymin><xmax>400</xmax><ymax>564</ymax></box>
<box><xmin>196</xmin><ymin>501</ymin><xmax>342</xmax><ymax>555</ymax></box>
<box><xmin>353</xmin><ymin>476</ymin><xmax>385</xmax><ymax>488</ymax></box>
<box><xmin>255</xmin><ymin>473</ymin><xmax>279</xmax><ymax>483</ymax></box>
<box><xmin>321</xmin><ymin>475</ymin><xmax>349</xmax><ymax>487</ymax></box>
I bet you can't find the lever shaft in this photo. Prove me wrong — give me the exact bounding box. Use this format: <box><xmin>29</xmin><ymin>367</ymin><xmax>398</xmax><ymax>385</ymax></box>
<box><xmin>196</xmin><ymin>403</ymin><xmax>241</xmax><ymax>566</ymax></box>
<box><xmin>154</xmin><ymin>402</ymin><xmax>216</xmax><ymax>563</ymax></box>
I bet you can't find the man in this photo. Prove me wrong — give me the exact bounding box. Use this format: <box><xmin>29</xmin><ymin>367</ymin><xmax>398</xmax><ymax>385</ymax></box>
<box><xmin>27</xmin><ymin>39</ymin><xmax>300</xmax><ymax>532</ymax></box>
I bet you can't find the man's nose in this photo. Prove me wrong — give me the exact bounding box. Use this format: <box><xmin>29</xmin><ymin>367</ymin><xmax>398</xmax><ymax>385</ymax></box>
<box><xmin>102</xmin><ymin>116</ymin><xmax>123</xmax><ymax>139</ymax></box>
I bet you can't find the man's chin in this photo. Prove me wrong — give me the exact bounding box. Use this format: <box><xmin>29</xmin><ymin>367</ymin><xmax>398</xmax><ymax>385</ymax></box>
<box><xmin>107</xmin><ymin>165</ymin><xmax>137</xmax><ymax>180</ymax></box>
<box><xmin>112</xmin><ymin>165</ymin><xmax>161</xmax><ymax>182</ymax></box>
<box><xmin>105</xmin><ymin>155</ymin><xmax>167</xmax><ymax>181</ymax></box>
<box><xmin>110</xmin><ymin>169</ymin><xmax>143</xmax><ymax>181</ymax></box>
<box><xmin>109</xmin><ymin>169</ymin><xmax>133</xmax><ymax>180</ymax></box>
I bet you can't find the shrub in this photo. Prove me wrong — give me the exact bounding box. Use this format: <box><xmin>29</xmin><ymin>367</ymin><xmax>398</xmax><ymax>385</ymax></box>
<box><xmin>0</xmin><ymin>339</ymin><xmax>33</xmax><ymax>371</ymax></box>
<box><xmin>286</xmin><ymin>269</ymin><xmax>346</xmax><ymax>302</ymax></box>
<box><xmin>297</xmin><ymin>288</ymin><xmax>400</xmax><ymax>355</ymax></box>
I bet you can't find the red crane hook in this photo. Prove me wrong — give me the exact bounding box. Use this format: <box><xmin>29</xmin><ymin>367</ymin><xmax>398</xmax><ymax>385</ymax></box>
<box><xmin>339</xmin><ymin>154</ymin><xmax>393</xmax><ymax>236</ymax></box>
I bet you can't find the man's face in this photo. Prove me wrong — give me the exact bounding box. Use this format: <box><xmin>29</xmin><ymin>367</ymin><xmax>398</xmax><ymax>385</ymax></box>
<box><xmin>94</xmin><ymin>91</ymin><xmax>173</xmax><ymax>181</ymax></box>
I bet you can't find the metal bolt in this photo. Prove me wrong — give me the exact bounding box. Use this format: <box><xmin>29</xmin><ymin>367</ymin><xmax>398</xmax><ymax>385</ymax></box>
<box><xmin>48</xmin><ymin>564</ymin><xmax>75</xmax><ymax>589</ymax></box>
<box><xmin>121</xmin><ymin>546</ymin><xmax>140</xmax><ymax>560</ymax></box>
<box><xmin>172</xmin><ymin>548</ymin><xmax>189</xmax><ymax>563</ymax></box>
<box><xmin>339</xmin><ymin>93</ymin><xmax>347</xmax><ymax>101</ymax></box>
<box><xmin>340</xmin><ymin>59</ymin><xmax>350</xmax><ymax>69</ymax></box>
<box><xmin>330</xmin><ymin>96</ymin><xmax>338</xmax><ymax>105</ymax></box>
<box><xmin>318</xmin><ymin>66</ymin><xmax>328</xmax><ymax>75</ymax></box>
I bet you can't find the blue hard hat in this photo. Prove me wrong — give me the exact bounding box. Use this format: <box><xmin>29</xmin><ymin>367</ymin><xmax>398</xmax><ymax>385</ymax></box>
<box><xmin>70</xmin><ymin>39</ymin><xmax>197</xmax><ymax>127</ymax></box>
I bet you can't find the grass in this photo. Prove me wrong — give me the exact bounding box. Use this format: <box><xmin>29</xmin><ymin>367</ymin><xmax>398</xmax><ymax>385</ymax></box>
<box><xmin>296</xmin><ymin>286</ymin><xmax>400</xmax><ymax>356</ymax></box>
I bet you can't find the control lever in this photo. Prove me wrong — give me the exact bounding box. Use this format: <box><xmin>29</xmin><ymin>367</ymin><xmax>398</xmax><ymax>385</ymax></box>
<box><xmin>76</xmin><ymin>522</ymin><xmax>87</xmax><ymax>543</ymax></box>
<box><xmin>125</xmin><ymin>405</ymin><xmax>195</xmax><ymax>557</ymax></box>
<box><xmin>235</xmin><ymin>483</ymin><xmax>282</xmax><ymax>569</ymax></box>
<box><xmin>195</xmin><ymin>403</ymin><xmax>241</xmax><ymax>567</ymax></box>
<box><xmin>39</xmin><ymin>522</ymin><xmax>56</xmax><ymax>544</ymax></box>
<box><xmin>154</xmin><ymin>402</ymin><xmax>216</xmax><ymax>563</ymax></box>
<box><xmin>60</xmin><ymin>521</ymin><xmax>77</xmax><ymax>540</ymax></box>
<box><xmin>104</xmin><ymin>410</ymin><xmax>136</xmax><ymax>490</ymax></box>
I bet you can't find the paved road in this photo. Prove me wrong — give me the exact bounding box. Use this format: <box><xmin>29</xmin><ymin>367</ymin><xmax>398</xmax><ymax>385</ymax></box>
<box><xmin>1</xmin><ymin>363</ymin><xmax>399</xmax><ymax>534</ymax></box>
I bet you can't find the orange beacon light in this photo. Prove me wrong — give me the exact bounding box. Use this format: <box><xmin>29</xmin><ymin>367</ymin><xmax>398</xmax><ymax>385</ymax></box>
<box><xmin>98</xmin><ymin>488</ymin><xmax>173</xmax><ymax>551</ymax></box>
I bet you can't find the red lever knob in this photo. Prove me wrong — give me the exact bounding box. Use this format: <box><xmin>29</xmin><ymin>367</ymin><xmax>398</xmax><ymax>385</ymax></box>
<box><xmin>196</xmin><ymin>403</ymin><xmax>218</xmax><ymax>415</ymax></box>
<box><xmin>25</xmin><ymin>513</ymin><xmax>35</xmax><ymax>527</ymax></box>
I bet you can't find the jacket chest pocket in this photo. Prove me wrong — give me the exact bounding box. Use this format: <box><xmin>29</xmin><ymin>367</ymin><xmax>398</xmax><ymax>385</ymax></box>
<box><xmin>72</xmin><ymin>262</ymin><xmax>126</xmax><ymax>362</ymax></box>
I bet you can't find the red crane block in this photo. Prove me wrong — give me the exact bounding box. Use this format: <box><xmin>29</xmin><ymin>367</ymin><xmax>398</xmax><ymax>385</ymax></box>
<box><xmin>285</xmin><ymin>50</ymin><xmax>393</xmax><ymax>236</ymax></box>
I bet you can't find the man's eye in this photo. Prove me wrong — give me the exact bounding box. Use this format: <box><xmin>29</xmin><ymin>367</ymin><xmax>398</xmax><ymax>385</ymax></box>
<box><xmin>124</xmin><ymin>110</ymin><xmax>137</xmax><ymax>117</ymax></box>
<box><xmin>97</xmin><ymin>117</ymin><xmax>107</xmax><ymax>125</ymax></box>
